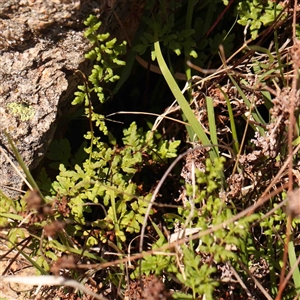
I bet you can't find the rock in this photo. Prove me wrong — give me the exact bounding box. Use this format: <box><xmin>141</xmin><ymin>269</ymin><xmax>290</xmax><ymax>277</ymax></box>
<box><xmin>0</xmin><ymin>0</ymin><xmax>145</xmax><ymax>198</ymax></box>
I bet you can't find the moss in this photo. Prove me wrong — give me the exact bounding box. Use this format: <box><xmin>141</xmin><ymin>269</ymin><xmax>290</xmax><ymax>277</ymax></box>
<box><xmin>6</xmin><ymin>102</ymin><xmax>35</xmax><ymax>121</ymax></box>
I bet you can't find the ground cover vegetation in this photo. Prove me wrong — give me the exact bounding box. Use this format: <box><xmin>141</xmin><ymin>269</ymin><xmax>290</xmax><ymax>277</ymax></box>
<box><xmin>1</xmin><ymin>0</ymin><xmax>300</xmax><ymax>299</ymax></box>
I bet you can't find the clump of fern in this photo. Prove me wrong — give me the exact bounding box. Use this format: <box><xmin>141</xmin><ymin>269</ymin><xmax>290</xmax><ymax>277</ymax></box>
<box><xmin>39</xmin><ymin>15</ymin><xmax>181</xmax><ymax>253</ymax></box>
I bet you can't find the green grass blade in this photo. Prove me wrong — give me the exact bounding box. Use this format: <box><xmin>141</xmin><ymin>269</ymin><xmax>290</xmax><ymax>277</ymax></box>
<box><xmin>17</xmin><ymin>248</ymin><xmax>48</xmax><ymax>275</ymax></box>
<box><xmin>206</xmin><ymin>96</ymin><xmax>219</xmax><ymax>157</ymax></box>
<box><xmin>248</xmin><ymin>45</ymin><xmax>274</xmax><ymax>63</ymax></box>
<box><xmin>153</xmin><ymin>40</ymin><xmax>217</xmax><ymax>160</ymax></box>
<box><xmin>48</xmin><ymin>239</ymin><xmax>105</xmax><ymax>261</ymax></box>
<box><xmin>228</xmin><ymin>75</ymin><xmax>265</xmax><ymax>135</ymax></box>
<box><xmin>261</xmin><ymin>90</ymin><xmax>273</xmax><ymax>110</ymax></box>
<box><xmin>0</xmin><ymin>212</ymin><xmax>24</xmax><ymax>221</ymax></box>
<box><xmin>288</xmin><ymin>240</ymin><xmax>300</xmax><ymax>295</ymax></box>
<box><xmin>254</xmin><ymin>68</ymin><xmax>277</xmax><ymax>84</ymax></box>
<box><xmin>151</xmin><ymin>220</ymin><xmax>165</xmax><ymax>240</ymax></box>
<box><xmin>219</xmin><ymin>87</ymin><xmax>240</xmax><ymax>154</ymax></box>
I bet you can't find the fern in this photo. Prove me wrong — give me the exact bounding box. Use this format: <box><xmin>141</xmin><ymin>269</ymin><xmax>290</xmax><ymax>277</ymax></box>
<box><xmin>51</xmin><ymin>120</ymin><xmax>180</xmax><ymax>243</ymax></box>
<box><xmin>34</xmin><ymin>17</ymin><xmax>182</xmax><ymax>247</ymax></box>
<box><xmin>134</xmin><ymin>1</ymin><xmax>198</xmax><ymax>59</ymax></box>
<box><xmin>237</xmin><ymin>0</ymin><xmax>284</xmax><ymax>40</ymax></box>
<box><xmin>72</xmin><ymin>14</ymin><xmax>127</xmax><ymax>107</ymax></box>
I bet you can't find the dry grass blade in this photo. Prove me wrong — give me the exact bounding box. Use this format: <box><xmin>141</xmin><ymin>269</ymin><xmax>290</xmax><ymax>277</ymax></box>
<box><xmin>0</xmin><ymin>146</ymin><xmax>32</xmax><ymax>191</ymax></box>
<box><xmin>276</xmin><ymin>0</ymin><xmax>300</xmax><ymax>298</ymax></box>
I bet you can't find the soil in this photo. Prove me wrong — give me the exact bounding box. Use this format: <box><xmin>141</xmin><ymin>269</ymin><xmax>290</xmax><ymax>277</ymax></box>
<box><xmin>0</xmin><ymin>233</ymin><xmax>36</xmax><ymax>300</ymax></box>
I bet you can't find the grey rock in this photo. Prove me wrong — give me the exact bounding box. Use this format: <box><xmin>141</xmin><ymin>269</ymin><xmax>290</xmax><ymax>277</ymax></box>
<box><xmin>0</xmin><ymin>0</ymin><xmax>145</xmax><ymax>198</ymax></box>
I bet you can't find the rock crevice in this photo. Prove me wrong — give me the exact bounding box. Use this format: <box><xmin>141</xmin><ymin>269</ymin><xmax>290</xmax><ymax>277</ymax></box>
<box><xmin>0</xmin><ymin>0</ymin><xmax>144</xmax><ymax>197</ymax></box>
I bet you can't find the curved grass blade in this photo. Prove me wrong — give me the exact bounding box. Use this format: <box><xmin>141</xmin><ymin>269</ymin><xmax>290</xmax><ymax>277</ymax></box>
<box><xmin>153</xmin><ymin>40</ymin><xmax>218</xmax><ymax>160</ymax></box>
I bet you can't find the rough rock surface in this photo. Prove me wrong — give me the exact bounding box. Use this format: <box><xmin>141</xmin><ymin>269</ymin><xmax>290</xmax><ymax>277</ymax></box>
<box><xmin>0</xmin><ymin>0</ymin><xmax>145</xmax><ymax>198</ymax></box>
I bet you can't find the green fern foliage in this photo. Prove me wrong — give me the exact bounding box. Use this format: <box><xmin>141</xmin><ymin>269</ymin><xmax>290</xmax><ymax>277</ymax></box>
<box><xmin>41</xmin><ymin>16</ymin><xmax>181</xmax><ymax>245</ymax></box>
<box><xmin>0</xmin><ymin>191</ymin><xmax>23</xmax><ymax>227</ymax></box>
<box><xmin>73</xmin><ymin>14</ymin><xmax>127</xmax><ymax>106</ymax></box>
<box><xmin>50</xmin><ymin>120</ymin><xmax>180</xmax><ymax>243</ymax></box>
<box><xmin>134</xmin><ymin>1</ymin><xmax>198</xmax><ymax>59</ymax></box>
<box><xmin>237</xmin><ymin>0</ymin><xmax>284</xmax><ymax>39</ymax></box>
<box><xmin>132</xmin><ymin>156</ymin><xmax>258</xmax><ymax>299</ymax></box>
